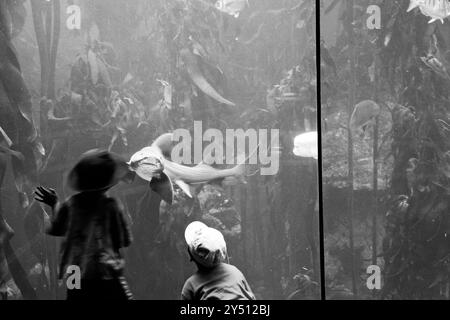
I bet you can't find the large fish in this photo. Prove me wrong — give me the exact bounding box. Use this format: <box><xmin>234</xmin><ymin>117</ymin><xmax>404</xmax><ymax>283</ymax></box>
<box><xmin>128</xmin><ymin>133</ymin><xmax>245</xmax><ymax>204</ymax></box>
<box><xmin>407</xmin><ymin>0</ymin><xmax>450</xmax><ymax>24</ymax></box>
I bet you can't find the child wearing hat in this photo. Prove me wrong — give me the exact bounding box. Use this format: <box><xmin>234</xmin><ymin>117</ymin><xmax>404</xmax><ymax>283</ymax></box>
<box><xmin>34</xmin><ymin>149</ymin><xmax>133</xmax><ymax>300</ymax></box>
<box><xmin>182</xmin><ymin>221</ymin><xmax>255</xmax><ymax>300</ymax></box>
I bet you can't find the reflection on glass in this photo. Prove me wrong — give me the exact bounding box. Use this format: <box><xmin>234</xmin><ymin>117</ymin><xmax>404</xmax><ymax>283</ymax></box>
<box><xmin>321</xmin><ymin>0</ymin><xmax>450</xmax><ymax>300</ymax></box>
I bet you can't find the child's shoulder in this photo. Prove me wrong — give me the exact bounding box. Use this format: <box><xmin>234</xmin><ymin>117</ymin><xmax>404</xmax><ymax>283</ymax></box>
<box><xmin>66</xmin><ymin>192</ymin><xmax>119</xmax><ymax>206</ymax></box>
<box><xmin>101</xmin><ymin>195</ymin><xmax>127</xmax><ymax>215</ymax></box>
<box><xmin>185</xmin><ymin>272</ymin><xmax>202</xmax><ymax>288</ymax></box>
<box><xmin>104</xmin><ymin>195</ymin><xmax>124</xmax><ymax>209</ymax></box>
<box><xmin>61</xmin><ymin>194</ymin><xmax>77</xmax><ymax>207</ymax></box>
<box><xmin>221</xmin><ymin>263</ymin><xmax>245</xmax><ymax>276</ymax></box>
<box><xmin>221</xmin><ymin>262</ymin><xmax>239</xmax><ymax>271</ymax></box>
<box><xmin>103</xmin><ymin>194</ymin><xmax>119</xmax><ymax>204</ymax></box>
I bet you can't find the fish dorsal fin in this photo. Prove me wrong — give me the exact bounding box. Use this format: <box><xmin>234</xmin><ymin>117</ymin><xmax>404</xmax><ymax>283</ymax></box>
<box><xmin>234</xmin><ymin>138</ymin><xmax>263</xmax><ymax>167</ymax></box>
<box><xmin>175</xmin><ymin>180</ymin><xmax>193</xmax><ymax>198</ymax></box>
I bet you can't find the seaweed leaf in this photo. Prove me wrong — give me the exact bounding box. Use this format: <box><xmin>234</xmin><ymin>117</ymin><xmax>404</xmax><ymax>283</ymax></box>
<box><xmin>97</xmin><ymin>56</ymin><xmax>113</xmax><ymax>87</ymax></box>
<box><xmin>88</xmin><ymin>49</ymin><xmax>99</xmax><ymax>85</ymax></box>
<box><xmin>180</xmin><ymin>48</ymin><xmax>235</xmax><ymax>106</ymax></box>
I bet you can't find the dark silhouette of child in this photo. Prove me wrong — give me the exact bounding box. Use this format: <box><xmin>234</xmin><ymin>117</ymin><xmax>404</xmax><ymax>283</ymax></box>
<box><xmin>35</xmin><ymin>150</ymin><xmax>133</xmax><ymax>300</ymax></box>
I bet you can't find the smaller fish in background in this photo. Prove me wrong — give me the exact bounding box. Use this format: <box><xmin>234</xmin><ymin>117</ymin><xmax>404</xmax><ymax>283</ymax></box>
<box><xmin>407</xmin><ymin>0</ymin><xmax>450</xmax><ymax>24</ymax></box>
<box><xmin>350</xmin><ymin>100</ymin><xmax>381</xmax><ymax>138</ymax></box>
<box><xmin>215</xmin><ymin>0</ymin><xmax>248</xmax><ymax>18</ymax></box>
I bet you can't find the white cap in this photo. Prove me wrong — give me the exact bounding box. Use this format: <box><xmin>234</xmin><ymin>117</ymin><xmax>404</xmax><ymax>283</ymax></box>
<box><xmin>184</xmin><ymin>221</ymin><xmax>227</xmax><ymax>268</ymax></box>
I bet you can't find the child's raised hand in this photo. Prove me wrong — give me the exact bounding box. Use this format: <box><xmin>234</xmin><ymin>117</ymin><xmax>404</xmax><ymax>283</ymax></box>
<box><xmin>34</xmin><ymin>186</ymin><xmax>58</xmax><ymax>208</ymax></box>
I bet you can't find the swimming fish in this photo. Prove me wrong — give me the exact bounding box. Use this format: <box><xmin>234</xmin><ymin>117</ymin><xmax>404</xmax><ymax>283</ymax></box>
<box><xmin>407</xmin><ymin>0</ymin><xmax>450</xmax><ymax>24</ymax></box>
<box><xmin>128</xmin><ymin>133</ymin><xmax>245</xmax><ymax>204</ymax></box>
<box><xmin>350</xmin><ymin>100</ymin><xmax>381</xmax><ymax>138</ymax></box>
<box><xmin>293</xmin><ymin>132</ymin><xmax>318</xmax><ymax>160</ymax></box>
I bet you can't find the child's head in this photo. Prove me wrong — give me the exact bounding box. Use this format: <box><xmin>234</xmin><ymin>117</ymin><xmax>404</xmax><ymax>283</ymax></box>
<box><xmin>184</xmin><ymin>221</ymin><xmax>227</xmax><ymax>269</ymax></box>
<box><xmin>68</xmin><ymin>149</ymin><xmax>129</xmax><ymax>193</ymax></box>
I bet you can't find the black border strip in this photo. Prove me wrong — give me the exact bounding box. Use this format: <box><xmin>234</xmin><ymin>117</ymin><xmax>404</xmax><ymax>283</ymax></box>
<box><xmin>315</xmin><ymin>0</ymin><xmax>326</xmax><ymax>301</ymax></box>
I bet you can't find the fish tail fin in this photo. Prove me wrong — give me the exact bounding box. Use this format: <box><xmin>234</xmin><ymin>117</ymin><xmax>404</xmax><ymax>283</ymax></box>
<box><xmin>227</xmin><ymin>161</ymin><xmax>247</xmax><ymax>185</ymax></box>
<box><xmin>227</xmin><ymin>135</ymin><xmax>274</xmax><ymax>184</ymax></box>
<box><xmin>407</xmin><ymin>0</ymin><xmax>420</xmax><ymax>12</ymax></box>
<box><xmin>234</xmin><ymin>161</ymin><xmax>246</xmax><ymax>177</ymax></box>
<box><xmin>223</xmin><ymin>167</ymin><xmax>245</xmax><ymax>186</ymax></box>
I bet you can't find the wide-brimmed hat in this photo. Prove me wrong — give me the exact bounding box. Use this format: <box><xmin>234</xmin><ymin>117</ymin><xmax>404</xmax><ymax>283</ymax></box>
<box><xmin>68</xmin><ymin>149</ymin><xmax>130</xmax><ymax>192</ymax></box>
<box><xmin>184</xmin><ymin>221</ymin><xmax>227</xmax><ymax>268</ymax></box>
